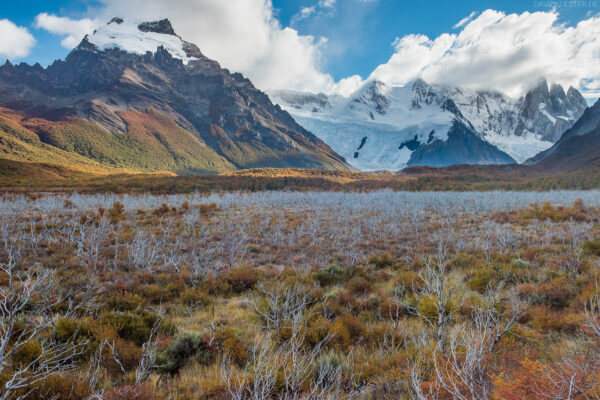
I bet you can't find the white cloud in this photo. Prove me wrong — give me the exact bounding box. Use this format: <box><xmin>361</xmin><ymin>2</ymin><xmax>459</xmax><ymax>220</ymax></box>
<box><xmin>0</xmin><ymin>19</ymin><xmax>36</xmax><ymax>59</ymax></box>
<box><xmin>453</xmin><ymin>11</ymin><xmax>476</xmax><ymax>29</ymax></box>
<box><xmin>330</xmin><ymin>74</ymin><xmax>364</xmax><ymax>97</ymax></box>
<box><xmin>301</xmin><ymin>6</ymin><xmax>317</xmax><ymax>17</ymax></box>
<box><xmin>34</xmin><ymin>13</ymin><xmax>99</xmax><ymax>49</ymax></box>
<box><xmin>89</xmin><ymin>0</ymin><xmax>334</xmax><ymax>93</ymax></box>
<box><xmin>290</xmin><ymin>0</ymin><xmax>339</xmax><ymax>26</ymax></box>
<box><xmin>369</xmin><ymin>9</ymin><xmax>600</xmax><ymax>98</ymax></box>
<box><xmin>30</xmin><ymin>6</ymin><xmax>600</xmax><ymax>99</ymax></box>
<box><xmin>319</xmin><ymin>0</ymin><xmax>336</xmax><ymax>8</ymax></box>
<box><xmin>291</xmin><ymin>6</ymin><xmax>316</xmax><ymax>24</ymax></box>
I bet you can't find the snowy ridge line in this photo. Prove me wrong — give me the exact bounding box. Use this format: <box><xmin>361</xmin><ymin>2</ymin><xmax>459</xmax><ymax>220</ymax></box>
<box><xmin>86</xmin><ymin>17</ymin><xmax>198</xmax><ymax>64</ymax></box>
<box><xmin>271</xmin><ymin>78</ymin><xmax>587</xmax><ymax>170</ymax></box>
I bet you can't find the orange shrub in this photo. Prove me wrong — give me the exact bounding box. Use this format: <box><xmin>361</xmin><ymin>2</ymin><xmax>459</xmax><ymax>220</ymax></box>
<box><xmin>329</xmin><ymin>315</ymin><xmax>367</xmax><ymax>348</ymax></box>
<box><xmin>347</xmin><ymin>277</ymin><xmax>373</xmax><ymax>296</ymax></box>
<box><xmin>153</xmin><ymin>203</ymin><xmax>171</xmax><ymax>215</ymax></box>
<box><xmin>102</xmin><ymin>338</ymin><xmax>141</xmax><ymax>374</ymax></box>
<box><xmin>221</xmin><ymin>267</ymin><xmax>258</xmax><ymax>293</ymax></box>
<box><xmin>368</xmin><ymin>254</ymin><xmax>393</xmax><ymax>268</ymax></box>
<box><xmin>108</xmin><ymin>201</ymin><xmax>125</xmax><ymax>223</ymax></box>
<box><xmin>538</xmin><ymin>278</ymin><xmax>575</xmax><ymax>308</ymax></box>
<box><xmin>222</xmin><ymin>337</ymin><xmax>248</xmax><ymax>367</ymax></box>
<box><xmin>37</xmin><ymin>374</ymin><xmax>92</xmax><ymax>400</ymax></box>
<box><xmin>305</xmin><ymin>315</ymin><xmax>333</xmax><ymax>347</ymax></box>
<box><xmin>528</xmin><ymin>305</ymin><xmax>582</xmax><ymax>332</ymax></box>
<box><xmin>394</xmin><ymin>270</ymin><xmax>423</xmax><ymax>293</ymax></box>
<box><xmin>522</xmin><ymin>200</ymin><xmax>590</xmax><ymax>222</ymax></box>
<box><xmin>516</xmin><ymin>283</ymin><xmax>536</xmax><ymax>300</ymax></box>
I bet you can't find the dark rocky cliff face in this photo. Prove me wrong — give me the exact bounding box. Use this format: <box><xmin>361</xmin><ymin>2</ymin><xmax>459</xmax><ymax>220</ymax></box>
<box><xmin>0</xmin><ymin>19</ymin><xmax>350</xmax><ymax>172</ymax></box>
<box><xmin>514</xmin><ymin>79</ymin><xmax>587</xmax><ymax>142</ymax></box>
<box><xmin>407</xmin><ymin>120</ymin><xmax>516</xmax><ymax>167</ymax></box>
<box><xmin>527</xmin><ymin>99</ymin><xmax>600</xmax><ymax>170</ymax></box>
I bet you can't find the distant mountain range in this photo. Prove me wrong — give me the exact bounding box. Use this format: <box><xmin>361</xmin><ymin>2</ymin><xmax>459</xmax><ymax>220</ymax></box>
<box><xmin>271</xmin><ymin>78</ymin><xmax>587</xmax><ymax>170</ymax></box>
<box><xmin>0</xmin><ymin>17</ymin><xmax>596</xmax><ymax>176</ymax></box>
<box><xmin>0</xmin><ymin>18</ymin><xmax>350</xmax><ymax>174</ymax></box>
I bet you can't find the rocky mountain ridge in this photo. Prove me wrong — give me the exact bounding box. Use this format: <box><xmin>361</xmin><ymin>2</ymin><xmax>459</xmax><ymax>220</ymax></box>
<box><xmin>272</xmin><ymin>78</ymin><xmax>587</xmax><ymax>170</ymax></box>
<box><xmin>0</xmin><ymin>18</ymin><xmax>350</xmax><ymax>173</ymax></box>
<box><xmin>527</xmin><ymin>98</ymin><xmax>600</xmax><ymax>171</ymax></box>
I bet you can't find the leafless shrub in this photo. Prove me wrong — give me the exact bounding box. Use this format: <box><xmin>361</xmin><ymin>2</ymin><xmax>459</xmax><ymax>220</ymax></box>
<box><xmin>251</xmin><ymin>281</ymin><xmax>314</xmax><ymax>336</ymax></box>
<box><xmin>412</xmin><ymin>255</ymin><xmax>463</xmax><ymax>353</ymax></box>
<box><xmin>0</xmin><ymin>246</ymin><xmax>88</xmax><ymax>400</ymax></box>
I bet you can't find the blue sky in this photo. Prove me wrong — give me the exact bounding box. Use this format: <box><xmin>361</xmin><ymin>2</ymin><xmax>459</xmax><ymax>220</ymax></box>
<box><xmin>275</xmin><ymin>0</ymin><xmax>599</xmax><ymax>81</ymax></box>
<box><xmin>1</xmin><ymin>0</ymin><xmax>599</xmax><ymax>99</ymax></box>
<box><xmin>4</xmin><ymin>0</ymin><xmax>596</xmax><ymax>77</ymax></box>
<box><xmin>2</xmin><ymin>0</ymin><xmax>94</xmax><ymax>66</ymax></box>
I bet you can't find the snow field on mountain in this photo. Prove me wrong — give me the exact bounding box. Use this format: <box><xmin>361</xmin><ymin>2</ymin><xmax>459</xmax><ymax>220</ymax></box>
<box><xmin>87</xmin><ymin>19</ymin><xmax>197</xmax><ymax>64</ymax></box>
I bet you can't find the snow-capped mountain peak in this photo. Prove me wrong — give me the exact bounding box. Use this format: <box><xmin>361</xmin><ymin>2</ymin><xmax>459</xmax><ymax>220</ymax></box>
<box><xmin>270</xmin><ymin>78</ymin><xmax>587</xmax><ymax>170</ymax></box>
<box><xmin>410</xmin><ymin>78</ymin><xmax>441</xmax><ymax>110</ymax></box>
<box><xmin>348</xmin><ymin>80</ymin><xmax>391</xmax><ymax>118</ymax></box>
<box><xmin>83</xmin><ymin>17</ymin><xmax>202</xmax><ymax>64</ymax></box>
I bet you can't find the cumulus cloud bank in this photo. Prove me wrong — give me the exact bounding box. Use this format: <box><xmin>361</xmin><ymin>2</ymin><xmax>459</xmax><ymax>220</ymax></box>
<box><xmin>0</xmin><ymin>19</ymin><xmax>35</xmax><ymax>59</ymax></box>
<box><xmin>33</xmin><ymin>4</ymin><xmax>600</xmax><ymax>98</ymax></box>
<box><xmin>34</xmin><ymin>13</ymin><xmax>100</xmax><ymax>49</ymax></box>
<box><xmin>96</xmin><ymin>0</ymin><xmax>334</xmax><ymax>93</ymax></box>
<box><xmin>369</xmin><ymin>10</ymin><xmax>600</xmax><ymax>98</ymax></box>
<box><xmin>35</xmin><ymin>0</ymin><xmax>333</xmax><ymax>93</ymax></box>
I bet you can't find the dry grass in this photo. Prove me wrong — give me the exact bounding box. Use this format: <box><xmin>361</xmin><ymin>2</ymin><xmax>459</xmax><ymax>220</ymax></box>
<box><xmin>0</xmin><ymin>191</ymin><xmax>599</xmax><ymax>398</ymax></box>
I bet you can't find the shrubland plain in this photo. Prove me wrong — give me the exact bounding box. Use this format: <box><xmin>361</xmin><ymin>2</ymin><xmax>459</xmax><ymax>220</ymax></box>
<box><xmin>2</xmin><ymin>190</ymin><xmax>600</xmax><ymax>399</ymax></box>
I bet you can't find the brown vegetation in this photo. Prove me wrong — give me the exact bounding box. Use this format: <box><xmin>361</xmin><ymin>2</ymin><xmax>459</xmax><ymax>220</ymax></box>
<box><xmin>0</xmin><ymin>191</ymin><xmax>600</xmax><ymax>398</ymax></box>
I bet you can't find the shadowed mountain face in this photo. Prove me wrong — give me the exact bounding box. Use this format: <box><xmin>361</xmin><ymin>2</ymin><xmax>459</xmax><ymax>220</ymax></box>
<box><xmin>0</xmin><ymin>18</ymin><xmax>350</xmax><ymax>174</ymax></box>
<box><xmin>515</xmin><ymin>79</ymin><xmax>588</xmax><ymax>142</ymax></box>
<box><xmin>529</xmin><ymin>99</ymin><xmax>600</xmax><ymax>172</ymax></box>
<box><xmin>407</xmin><ymin>120</ymin><xmax>516</xmax><ymax>167</ymax></box>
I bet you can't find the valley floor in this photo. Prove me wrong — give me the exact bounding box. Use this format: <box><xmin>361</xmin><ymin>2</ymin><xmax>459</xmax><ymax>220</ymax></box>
<box><xmin>3</xmin><ymin>159</ymin><xmax>600</xmax><ymax>193</ymax></box>
<box><xmin>1</xmin><ymin>190</ymin><xmax>600</xmax><ymax>399</ymax></box>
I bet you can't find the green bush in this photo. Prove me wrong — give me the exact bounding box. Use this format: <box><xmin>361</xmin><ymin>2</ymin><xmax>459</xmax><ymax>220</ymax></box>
<box><xmin>104</xmin><ymin>293</ymin><xmax>147</xmax><ymax>312</ymax></box>
<box><xmin>12</xmin><ymin>340</ymin><xmax>42</xmax><ymax>367</ymax></box>
<box><xmin>451</xmin><ymin>252</ymin><xmax>479</xmax><ymax>269</ymax></box>
<box><xmin>54</xmin><ymin>318</ymin><xmax>95</xmax><ymax>343</ymax></box>
<box><xmin>181</xmin><ymin>287</ymin><xmax>211</xmax><ymax>308</ymax></box>
<box><xmin>313</xmin><ymin>265</ymin><xmax>351</xmax><ymax>286</ymax></box>
<box><xmin>584</xmin><ymin>239</ymin><xmax>600</xmax><ymax>256</ymax></box>
<box><xmin>467</xmin><ymin>269</ymin><xmax>491</xmax><ymax>293</ymax></box>
<box><xmin>101</xmin><ymin>311</ymin><xmax>154</xmax><ymax>346</ymax></box>
<box><xmin>368</xmin><ymin>254</ymin><xmax>393</xmax><ymax>268</ymax></box>
<box><xmin>159</xmin><ymin>333</ymin><xmax>215</xmax><ymax>375</ymax></box>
